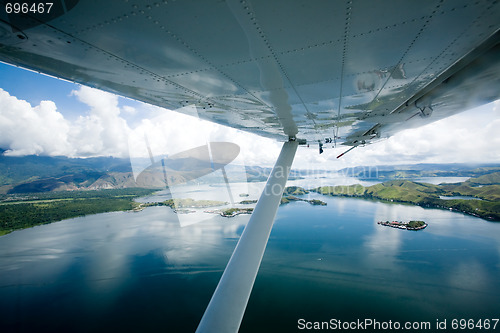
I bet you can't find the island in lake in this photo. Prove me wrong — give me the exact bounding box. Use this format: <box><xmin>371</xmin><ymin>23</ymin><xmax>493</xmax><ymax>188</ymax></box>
<box><xmin>378</xmin><ymin>220</ymin><xmax>427</xmax><ymax>230</ymax></box>
<box><xmin>219</xmin><ymin>207</ymin><xmax>254</xmax><ymax>217</ymax></box>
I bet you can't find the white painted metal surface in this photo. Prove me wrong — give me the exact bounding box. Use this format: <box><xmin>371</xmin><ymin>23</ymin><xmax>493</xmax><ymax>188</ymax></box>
<box><xmin>0</xmin><ymin>1</ymin><xmax>499</xmax><ymax>148</ymax></box>
<box><xmin>196</xmin><ymin>140</ymin><xmax>298</xmax><ymax>333</ymax></box>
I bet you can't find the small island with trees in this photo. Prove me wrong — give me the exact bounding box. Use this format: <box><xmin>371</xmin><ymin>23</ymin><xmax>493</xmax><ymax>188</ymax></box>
<box><xmin>377</xmin><ymin>220</ymin><xmax>428</xmax><ymax>230</ymax></box>
<box><xmin>219</xmin><ymin>207</ymin><xmax>254</xmax><ymax>217</ymax></box>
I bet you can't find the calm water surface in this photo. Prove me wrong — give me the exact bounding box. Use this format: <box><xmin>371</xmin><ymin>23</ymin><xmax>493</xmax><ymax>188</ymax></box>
<box><xmin>1</xmin><ymin>181</ymin><xmax>499</xmax><ymax>332</ymax></box>
<box><xmin>439</xmin><ymin>195</ymin><xmax>482</xmax><ymax>200</ymax></box>
<box><xmin>413</xmin><ymin>176</ymin><xmax>470</xmax><ymax>184</ymax></box>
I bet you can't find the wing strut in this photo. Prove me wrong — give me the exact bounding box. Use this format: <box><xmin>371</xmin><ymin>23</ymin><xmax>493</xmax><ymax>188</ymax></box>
<box><xmin>337</xmin><ymin>145</ymin><xmax>356</xmax><ymax>159</ymax></box>
<box><xmin>196</xmin><ymin>140</ymin><xmax>298</xmax><ymax>333</ymax></box>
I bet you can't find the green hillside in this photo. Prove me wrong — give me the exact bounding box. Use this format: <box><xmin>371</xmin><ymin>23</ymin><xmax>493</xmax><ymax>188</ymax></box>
<box><xmin>314</xmin><ymin>184</ymin><xmax>365</xmax><ymax>197</ymax></box>
<box><xmin>311</xmin><ymin>172</ymin><xmax>500</xmax><ymax>221</ymax></box>
<box><xmin>466</xmin><ymin>171</ymin><xmax>500</xmax><ymax>185</ymax></box>
<box><xmin>0</xmin><ymin>188</ymin><xmax>157</xmax><ymax>235</ymax></box>
<box><xmin>0</xmin><ymin>154</ymin><xmax>131</xmax><ymax>187</ymax></box>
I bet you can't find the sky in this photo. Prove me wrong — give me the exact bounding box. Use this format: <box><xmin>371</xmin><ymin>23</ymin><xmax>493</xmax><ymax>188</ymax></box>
<box><xmin>0</xmin><ymin>62</ymin><xmax>499</xmax><ymax>170</ymax></box>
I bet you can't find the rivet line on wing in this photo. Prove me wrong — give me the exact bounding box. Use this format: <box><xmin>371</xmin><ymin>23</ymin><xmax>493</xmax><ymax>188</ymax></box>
<box><xmin>391</xmin><ymin>0</ymin><xmax>499</xmax><ymax>115</ymax></box>
<box><xmin>372</xmin><ymin>0</ymin><xmax>445</xmax><ymax>104</ymax></box>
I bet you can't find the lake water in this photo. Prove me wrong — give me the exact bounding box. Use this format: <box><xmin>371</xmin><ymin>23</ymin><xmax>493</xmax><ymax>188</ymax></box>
<box><xmin>439</xmin><ymin>195</ymin><xmax>482</xmax><ymax>200</ymax></box>
<box><xmin>413</xmin><ymin>177</ymin><xmax>471</xmax><ymax>185</ymax></box>
<box><xmin>1</xmin><ymin>179</ymin><xmax>499</xmax><ymax>332</ymax></box>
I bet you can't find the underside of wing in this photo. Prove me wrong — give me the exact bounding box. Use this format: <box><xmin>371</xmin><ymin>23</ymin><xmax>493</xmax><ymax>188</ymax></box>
<box><xmin>0</xmin><ymin>0</ymin><xmax>499</xmax><ymax>148</ymax></box>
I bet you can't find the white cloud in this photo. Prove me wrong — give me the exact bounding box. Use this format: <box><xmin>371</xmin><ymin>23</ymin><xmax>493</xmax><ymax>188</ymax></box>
<box><xmin>71</xmin><ymin>86</ymin><xmax>131</xmax><ymax>157</ymax></box>
<box><xmin>0</xmin><ymin>89</ymin><xmax>72</xmax><ymax>156</ymax></box>
<box><xmin>129</xmin><ymin>99</ymin><xmax>499</xmax><ymax>170</ymax></box>
<box><xmin>128</xmin><ymin>104</ymin><xmax>282</xmax><ymax>166</ymax></box>
<box><xmin>0</xmin><ymin>87</ymin><xmax>131</xmax><ymax>157</ymax></box>
<box><xmin>0</xmin><ymin>86</ymin><xmax>498</xmax><ymax>170</ymax></box>
<box><xmin>0</xmin><ymin>86</ymin><xmax>281</xmax><ymax>165</ymax></box>
<box><xmin>317</xmin><ymin>101</ymin><xmax>500</xmax><ymax>169</ymax></box>
<box><xmin>122</xmin><ymin>105</ymin><xmax>137</xmax><ymax>115</ymax></box>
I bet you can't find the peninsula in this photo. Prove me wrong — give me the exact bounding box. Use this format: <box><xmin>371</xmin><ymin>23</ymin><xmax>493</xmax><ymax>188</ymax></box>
<box><xmin>134</xmin><ymin>198</ymin><xmax>228</xmax><ymax>211</ymax></box>
<box><xmin>209</xmin><ymin>187</ymin><xmax>327</xmax><ymax>218</ymax></box>
<box><xmin>0</xmin><ymin>188</ymin><xmax>157</xmax><ymax>236</ymax></box>
<box><xmin>311</xmin><ymin>172</ymin><xmax>500</xmax><ymax>221</ymax></box>
<box><xmin>281</xmin><ymin>186</ymin><xmax>327</xmax><ymax>206</ymax></box>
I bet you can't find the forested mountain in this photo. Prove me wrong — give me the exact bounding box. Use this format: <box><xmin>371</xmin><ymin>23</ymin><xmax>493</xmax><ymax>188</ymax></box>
<box><xmin>314</xmin><ymin>172</ymin><xmax>500</xmax><ymax>221</ymax></box>
<box><xmin>0</xmin><ymin>153</ymin><xmax>131</xmax><ymax>187</ymax></box>
<box><xmin>0</xmin><ymin>154</ymin><xmax>307</xmax><ymax>194</ymax></box>
<box><xmin>1</xmin><ymin>151</ymin><xmax>499</xmax><ymax>195</ymax></box>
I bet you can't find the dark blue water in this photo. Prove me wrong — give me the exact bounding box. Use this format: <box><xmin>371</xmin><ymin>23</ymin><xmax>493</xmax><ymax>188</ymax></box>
<box><xmin>1</xmin><ymin>193</ymin><xmax>499</xmax><ymax>332</ymax></box>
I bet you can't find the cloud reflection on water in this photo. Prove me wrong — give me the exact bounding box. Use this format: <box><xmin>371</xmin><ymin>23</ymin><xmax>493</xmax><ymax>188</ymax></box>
<box><xmin>1</xmin><ymin>180</ymin><xmax>500</xmax><ymax>331</ymax></box>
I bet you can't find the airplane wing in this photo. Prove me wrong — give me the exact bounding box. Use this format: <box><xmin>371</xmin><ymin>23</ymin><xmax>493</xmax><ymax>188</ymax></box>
<box><xmin>1</xmin><ymin>1</ymin><xmax>499</xmax><ymax>332</ymax></box>
<box><xmin>1</xmin><ymin>0</ymin><xmax>498</xmax><ymax>149</ymax></box>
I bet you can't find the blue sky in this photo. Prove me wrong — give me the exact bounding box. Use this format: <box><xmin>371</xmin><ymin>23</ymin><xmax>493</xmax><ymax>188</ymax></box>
<box><xmin>0</xmin><ymin>61</ymin><xmax>499</xmax><ymax>169</ymax></box>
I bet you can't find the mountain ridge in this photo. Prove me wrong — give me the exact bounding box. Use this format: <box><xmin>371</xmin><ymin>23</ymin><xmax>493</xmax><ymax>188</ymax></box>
<box><xmin>1</xmin><ymin>153</ymin><xmax>500</xmax><ymax>194</ymax></box>
<box><xmin>312</xmin><ymin>172</ymin><xmax>500</xmax><ymax>221</ymax></box>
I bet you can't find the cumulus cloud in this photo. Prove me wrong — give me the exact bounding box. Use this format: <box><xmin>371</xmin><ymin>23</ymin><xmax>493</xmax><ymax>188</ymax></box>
<box><xmin>320</xmin><ymin>100</ymin><xmax>500</xmax><ymax>169</ymax></box>
<box><xmin>0</xmin><ymin>86</ymin><xmax>281</xmax><ymax>165</ymax></box>
<box><xmin>0</xmin><ymin>87</ymin><xmax>131</xmax><ymax>157</ymax></box>
<box><xmin>128</xmin><ymin>104</ymin><xmax>282</xmax><ymax>166</ymax></box>
<box><xmin>0</xmin><ymin>89</ymin><xmax>72</xmax><ymax>156</ymax></box>
<box><xmin>0</xmin><ymin>86</ymin><xmax>498</xmax><ymax>170</ymax></box>
<box><xmin>129</xmin><ymin>99</ymin><xmax>500</xmax><ymax>170</ymax></box>
<box><xmin>71</xmin><ymin>87</ymin><xmax>131</xmax><ymax>157</ymax></box>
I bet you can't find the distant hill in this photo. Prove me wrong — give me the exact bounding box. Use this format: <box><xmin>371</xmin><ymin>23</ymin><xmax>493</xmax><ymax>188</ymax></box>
<box><xmin>313</xmin><ymin>172</ymin><xmax>500</xmax><ymax>221</ymax></box>
<box><xmin>339</xmin><ymin>163</ymin><xmax>500</xmax><ymax>180</ymax></box>
<box><xmin>244</xmin><ymin>166</ymin><xmax>304</xmax><ymax>182</ymax></box>
<box><xmin>0</xmin><ymin>153</ymin><xmax>161</xmax><ymax>193</ymax></box>
<box><xmin>466</xmin><ymin>171</ymin><xmax>500</xmax><ymax>186</ymax></box>
<box><xmin>2</xmin><ymin>151</ymin><xmax>499</xmax><ymax>196</ymax></box>
<box><xmin>0</xmin><ymin>154</ymin><xmax>289</xmax><ymax>194</ymax></box>
<box><xmin>0</xmin><ymin>154</ymin><xmax>132</xmax><ymax>186</ymax></box>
